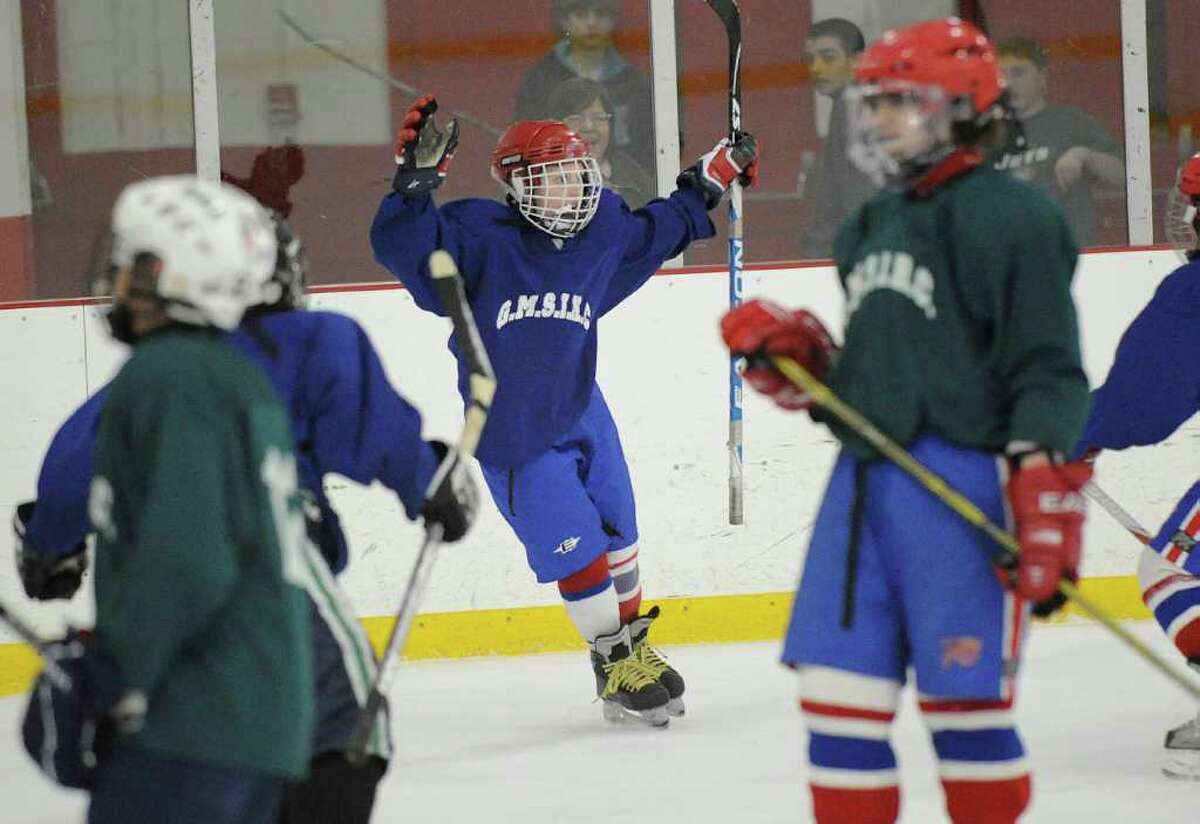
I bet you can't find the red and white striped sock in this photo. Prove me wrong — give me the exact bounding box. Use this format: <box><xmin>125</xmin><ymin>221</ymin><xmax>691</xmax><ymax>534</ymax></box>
<box><xmin>557</xmin><ymin>553</ymin><xmax>620</xmax><ymax>643</ymax></box>
<box><xmin>608</xmin><ymin>543</ymin><xmax>642</xmax><ymax>623</ymax></box>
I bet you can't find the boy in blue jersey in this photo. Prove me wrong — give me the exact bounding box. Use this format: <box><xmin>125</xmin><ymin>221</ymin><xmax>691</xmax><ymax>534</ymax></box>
<box><xmin>13</xmin><ymin>214</ymin><xmax>479</xmax><ymax>824</ymax></box>
<box><xmin>371</xmin><ymin>95</ymin><xmax>758</xmax><ymax>726</ymax></box>
<box><xmin>1074</xmin><ymin>152</ymin><xmax>1200</xmax><ymax>780</ymax></box>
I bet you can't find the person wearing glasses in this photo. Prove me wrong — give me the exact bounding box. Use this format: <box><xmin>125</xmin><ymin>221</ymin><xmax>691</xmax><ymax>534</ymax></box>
<box><xmin>514</xmin><ymin>0</ymin><xmax>654</xmax><ymax>176</ymax></box>
<box><xmin>548</xmin><ymin>78</ymin><xmax>656</xmax><ymax>208</ymax></box>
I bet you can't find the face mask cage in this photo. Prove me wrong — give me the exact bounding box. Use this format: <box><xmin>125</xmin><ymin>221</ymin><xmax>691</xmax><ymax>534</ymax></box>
<box><xmin>845</xmin><ymin>81</ymin><xmax>956</xmax><ymax>190</ymax></box>
<box><xmin>1165</xmin><ymin>171</ymin><xmax>1199</xmax><ymax>263</ymax></box>
<box><xmin>510</xmin><ymin>156</ymin><xmax>602</xmax><ymax>238</ymax></box>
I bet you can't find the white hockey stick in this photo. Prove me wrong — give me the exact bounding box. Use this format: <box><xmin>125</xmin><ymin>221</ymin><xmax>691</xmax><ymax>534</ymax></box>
<box><xmin>704</xmin><ymin>0</ymin><xmax>745</xmax><ymax>525</ymax></box>
<box><xmin>347</xmin><ymin>250</ymin><xmax>495</xmax><ymax>763</ymax></box>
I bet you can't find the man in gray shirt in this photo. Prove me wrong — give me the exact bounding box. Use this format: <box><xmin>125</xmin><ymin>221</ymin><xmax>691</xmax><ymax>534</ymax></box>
<box><xmin>798</xmin><ymin>17</ymin><xmax>876</xmax><ymax>260</ymax></box>
<box><xmin>993</xmin><ymin>37</ymin><xmax>1126</xmax><ymax>247</ymax></box>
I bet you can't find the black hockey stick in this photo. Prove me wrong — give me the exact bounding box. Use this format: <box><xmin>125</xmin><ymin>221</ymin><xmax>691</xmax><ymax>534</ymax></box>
<box><xmin>770</xmin><ymin>355</ymin><xmax>1200</xmax><ymax>702</ymax></box>
<box><xmin>704</xmin><ymin>0</ymin><xmax>746</xmax><ymax>526</ymax></box>
<box><xmin>279</xmin><ymin>10</ymin><xmax>503</xmax><ymax>137</ymax></box>
<box><xmin>0</xmin><ymin>600</ymin><xmax>72</xmax><ymax>691</ymax></box>
<box><xmin>347</xmin><ymin>250</ymin><xmax>496</xmax><ymax>763</ymax></box>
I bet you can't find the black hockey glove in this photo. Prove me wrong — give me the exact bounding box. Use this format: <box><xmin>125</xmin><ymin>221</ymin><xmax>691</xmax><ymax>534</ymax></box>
<box><xmin>13</xmin><ymin>501</ymin><xmax>88</xmax><ymax>601</ymax></box>
<box><xmin>392</xmin><ymin>95</ymin><xmax>460</xmax><ymax>196</ymax></box>
<box><xmin>422</xmin><ymin>440</ymin><xmax>478</xmax><ymax>543</ymax></box>
<box><xmin>21</xmin><ymin>629</ymin><xmax>144</xmax><ymax>789</ymax></box>
<box><xmin>677</xmin><ymin>132</ymin><xmax>759</xmax><ymax>210</ymax></box>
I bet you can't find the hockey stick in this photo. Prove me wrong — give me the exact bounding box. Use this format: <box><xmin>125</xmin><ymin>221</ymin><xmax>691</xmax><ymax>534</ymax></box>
<box><xmin>347</xmin><ymin>250</ymin><xmax>496</xmax><ymax>763</ymax></box>
<box><xmin>770</xmin><ymin>354</ymin><xmax>1200</xmax><ymax>702</ymax></box>
<box><xmin>0</xmin><ymin>600</ymin><xmax>72</xmax><ymax>691</ymax></box>
<box><xmin>278</xmin><ymin>10</ymin><xmax>503</xmax><ymax>137</ymax></box>
<box><xmin>705</xmin><ymin>0</ymin><xmax>745</xmax><ymax>525</ymax></box>
<box><xmin>1083</xmin><ymin>480</ymin><xmax>1154</xmax><ymax>545</ymax></box>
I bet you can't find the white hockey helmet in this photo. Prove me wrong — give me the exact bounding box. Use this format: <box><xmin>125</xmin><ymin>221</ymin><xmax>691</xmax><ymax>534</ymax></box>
<box><xmin>105</xmin><ymin>175</ymin><xmax>278</xmax><ymax>332</ymax></box>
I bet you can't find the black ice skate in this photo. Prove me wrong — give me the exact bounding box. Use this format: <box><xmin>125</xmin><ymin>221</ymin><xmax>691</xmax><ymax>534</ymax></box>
<box><xmin>628</xmin><ymin>606</ymin><xmax>686</xmax><ymax>717</ymax></box>
<box><xmin>590</xmin><ymin>623</ymin><xmax>671</xmax><ymax>728</ymax></box>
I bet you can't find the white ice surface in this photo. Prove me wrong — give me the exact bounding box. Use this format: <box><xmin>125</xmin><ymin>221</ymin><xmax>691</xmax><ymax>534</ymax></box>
<box><xmin>2</xmin><ymin>621</ymin><xmax>1197</xmax><ymax>823</ymax></box>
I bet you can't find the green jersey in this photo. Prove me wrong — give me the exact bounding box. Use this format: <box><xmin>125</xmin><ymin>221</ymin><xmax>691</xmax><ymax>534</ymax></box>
<box><xmin>828</xmin><ymin>166</ymin><xmax>1089</xmax><ymax>459</ymax></box>
<box><xmin>89</xmin><ymin>327</ymin><xmax>313</xmax><ymax>778</ymax></box>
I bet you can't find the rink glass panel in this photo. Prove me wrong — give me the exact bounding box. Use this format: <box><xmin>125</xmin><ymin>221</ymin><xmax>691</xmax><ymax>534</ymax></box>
<box><xmin>0</xmin><ymin>1</ymin><xmax>1153</xmax><ymax>303</ymax></box>
<box><xmin>675</xmin><ymin>0</ymin><xmax>1130</xmax><ymax>266</ymax></box>
<box><xmin>212</xmin><ymin>0</ymin><xmax>656</xmax><ymax>288</ymax></box>
<box><xmin>13</xmin><ymin>0</ymin><xmax>196</xmax><ymax>301</ymax></box>
<box><xmin>1148</xmin><ymin>0</ymin><xmax>1200</xmax><ymax>245</ymax></box>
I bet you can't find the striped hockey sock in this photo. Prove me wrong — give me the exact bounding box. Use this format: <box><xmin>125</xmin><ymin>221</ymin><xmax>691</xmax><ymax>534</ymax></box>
<box><xmin>800</xmin><ymin>666</ymin><xmax>901</xmax><ymax>824</ymax></box>
<box><xmin>1139</xmin><ymin>547</ymin><xmax>1200</xmax><ymax>658</ymax></box>
<box><xmin>921</xmin><ymin>697</ymin><xmax>1030</xmax><ymax>824</ymax></box>
<box><xmin>558</xmin><ymin>553</ymin><xmax>620</xmax><ymax>642</ymax></box>
<box><xmin>608</xmin><ymin>543</ymin><xmax>642</xmax><ymax>623</ymax></box>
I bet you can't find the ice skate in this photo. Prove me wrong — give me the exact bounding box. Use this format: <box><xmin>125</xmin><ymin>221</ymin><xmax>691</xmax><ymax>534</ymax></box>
<box><xmin>628</xmin><ymin>606</ymin><xmax>686</xmax><ymax>717</ymax></box>
<box><xmin>1164</xmin><ymin>710</ymin><xmax>1200</xmax><ymax>780</ymax></box>
<box><xmin>590</xmin><ymin>623</ymin><xmax>671</xmax><ymax>728</ymax></box>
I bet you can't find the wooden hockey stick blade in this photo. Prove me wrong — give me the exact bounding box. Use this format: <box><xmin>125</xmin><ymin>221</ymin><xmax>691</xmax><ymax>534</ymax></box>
<box><xmin>347</xmin><ymin>250</ymin><xmax>496</xmax><ymax>763</ymax></box>
<box><xmin>771</xmin><ymin>354</ymin><xmax>1200</xmax><ymax>702</ymax></box>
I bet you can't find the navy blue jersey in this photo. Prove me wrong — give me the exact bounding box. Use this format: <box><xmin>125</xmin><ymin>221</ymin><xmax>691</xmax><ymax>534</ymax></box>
<box><xmin>22</xmin><ymin>310</ymin><xmax>439</xmax><ymax>573</ymax></box>
<box><xmin>1076</xmin><ymin>259</ymin><xmax>1200</xmax><ymax>453</ymax></box>
<box><xmin>371</xmin><ymin>187</ymin><xmax>713</xmax><ymax>468</ymax></box>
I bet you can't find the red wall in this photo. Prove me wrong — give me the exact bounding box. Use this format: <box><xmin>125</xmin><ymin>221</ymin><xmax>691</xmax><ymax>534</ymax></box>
<box><xmin>14</xmin><ymin>1</ymin><xmax>1194</xmax><ymax>301</ymax></box>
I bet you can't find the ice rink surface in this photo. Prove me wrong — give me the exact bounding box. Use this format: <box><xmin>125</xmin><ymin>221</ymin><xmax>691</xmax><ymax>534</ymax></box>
<box><xmin>1</xmin><ymin>620</ymin><xmax>1197</xmax><ymax>823</ymax></box>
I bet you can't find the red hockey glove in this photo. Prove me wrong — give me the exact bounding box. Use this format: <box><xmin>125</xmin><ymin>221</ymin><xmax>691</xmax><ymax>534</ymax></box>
<box><xmin>220</xmin><ymin>144</ymin><xmax>305</xmax><ymax>218</ymax></box>
<box><xmin>1004</xmin><ymin>459</ymin><xmax>1093</xmax><ymax>616</ymax></box>
<box><xmin>720</xmin><ymin>298</ymin><xmax>835</xmax><ymax>411</ymax></box>
<box><xmin>393</xmin><ymin>95</ymin><xmax>459</xmax><ymax>195</ymax></box>
<box><xmin>678</xmin><ymin>132</ymin><xmax>759</xmax><ymax>209</ymax></box>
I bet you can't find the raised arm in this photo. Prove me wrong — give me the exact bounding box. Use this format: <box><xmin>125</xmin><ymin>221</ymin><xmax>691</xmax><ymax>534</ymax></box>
<box><xmin>600</xmin><ymin>134</ymin><xmax>758</xmax><ymax>313</ymax></box>
<box><xmin>369</xmin><ymin>95</ymin><xmax>468</xmax><ymax>315</ymax></box>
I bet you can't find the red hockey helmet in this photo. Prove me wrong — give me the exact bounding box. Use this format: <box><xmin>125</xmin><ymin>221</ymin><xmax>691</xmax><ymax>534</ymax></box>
<box><xmin>1180</xmin><ymin>152</ymin><xmax>1200</xmax><ymax>198</ymax></box>
<box><xmin>855</xmin><ymin>18</ymin><xmax>1003</xmax><ymax>117</ymax></box>
<box><xmin>1166</xmin><ymin>152</ymin><xmax>1200</xmax><ymax>260</ymax></box>
<box><xmin>846</xmin><ymin>18</ymin><xmax>1004</xmax><ymax>190</ymax></box>
<box><xmin>491</xmin><ymin>120</ymin><xmax>602</xmax><ymax>238</ymax></box>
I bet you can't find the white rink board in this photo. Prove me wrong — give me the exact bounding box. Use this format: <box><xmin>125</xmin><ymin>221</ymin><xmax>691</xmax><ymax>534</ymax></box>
<box><xmin>0</xmin><ymin>250</ymin><xmax>1192</xmax><ymax>642</ymax></box>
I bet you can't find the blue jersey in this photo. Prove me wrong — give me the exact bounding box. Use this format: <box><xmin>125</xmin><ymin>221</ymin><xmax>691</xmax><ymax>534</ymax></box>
<box><xmin>22</xmin><ymin>310</ymin><xmax>440</xmax><ymax>573</ymax></box>
<box><xmin>1077</xmin><ymin>258</ymin><xmax>1200</xmax><ymax>453</ymax></box>
<box><xmin>371</xmin><ymin>187</ymin><xmax>713</xmax><ymax>468</ymax></box>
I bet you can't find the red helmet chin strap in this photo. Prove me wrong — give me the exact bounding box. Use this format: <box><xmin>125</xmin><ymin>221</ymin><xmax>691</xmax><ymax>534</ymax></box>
<box><xmin>912</xmin><ymin>147</ymin><xmax>983</xmax><ymax>196</ymax></box>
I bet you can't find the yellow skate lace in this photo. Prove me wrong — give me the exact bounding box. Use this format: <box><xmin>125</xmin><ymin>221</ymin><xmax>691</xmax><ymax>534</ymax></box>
<box><xmin>600</xmin><ymin>656</ymin><xmax>661</xmax><ymax>699</ymax></box>
<box><xmin>634</xmin><ymin>642</ymin><xmax>672</xmax><ymax>676</ymax></box>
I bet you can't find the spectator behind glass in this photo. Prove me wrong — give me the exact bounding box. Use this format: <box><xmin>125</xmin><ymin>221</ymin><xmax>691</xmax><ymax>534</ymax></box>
<box><xmin>993</xmin><ymin>37</ymin><xmax>1126</xmax><ymax>247</ymax></box>
<box><xmin>515</xmin><ymin>0</ymin><xmax>655</xmax><ymax>176</ymax></box>
<box><xmin>547</xmin><ymin>78</ymin><xmax>656</xmax><ymax>208</ymax></box>
<box><xmin>798</xmin><ymin>17</ymin><xmax>875</xmax><ymax>260</ymax></box>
